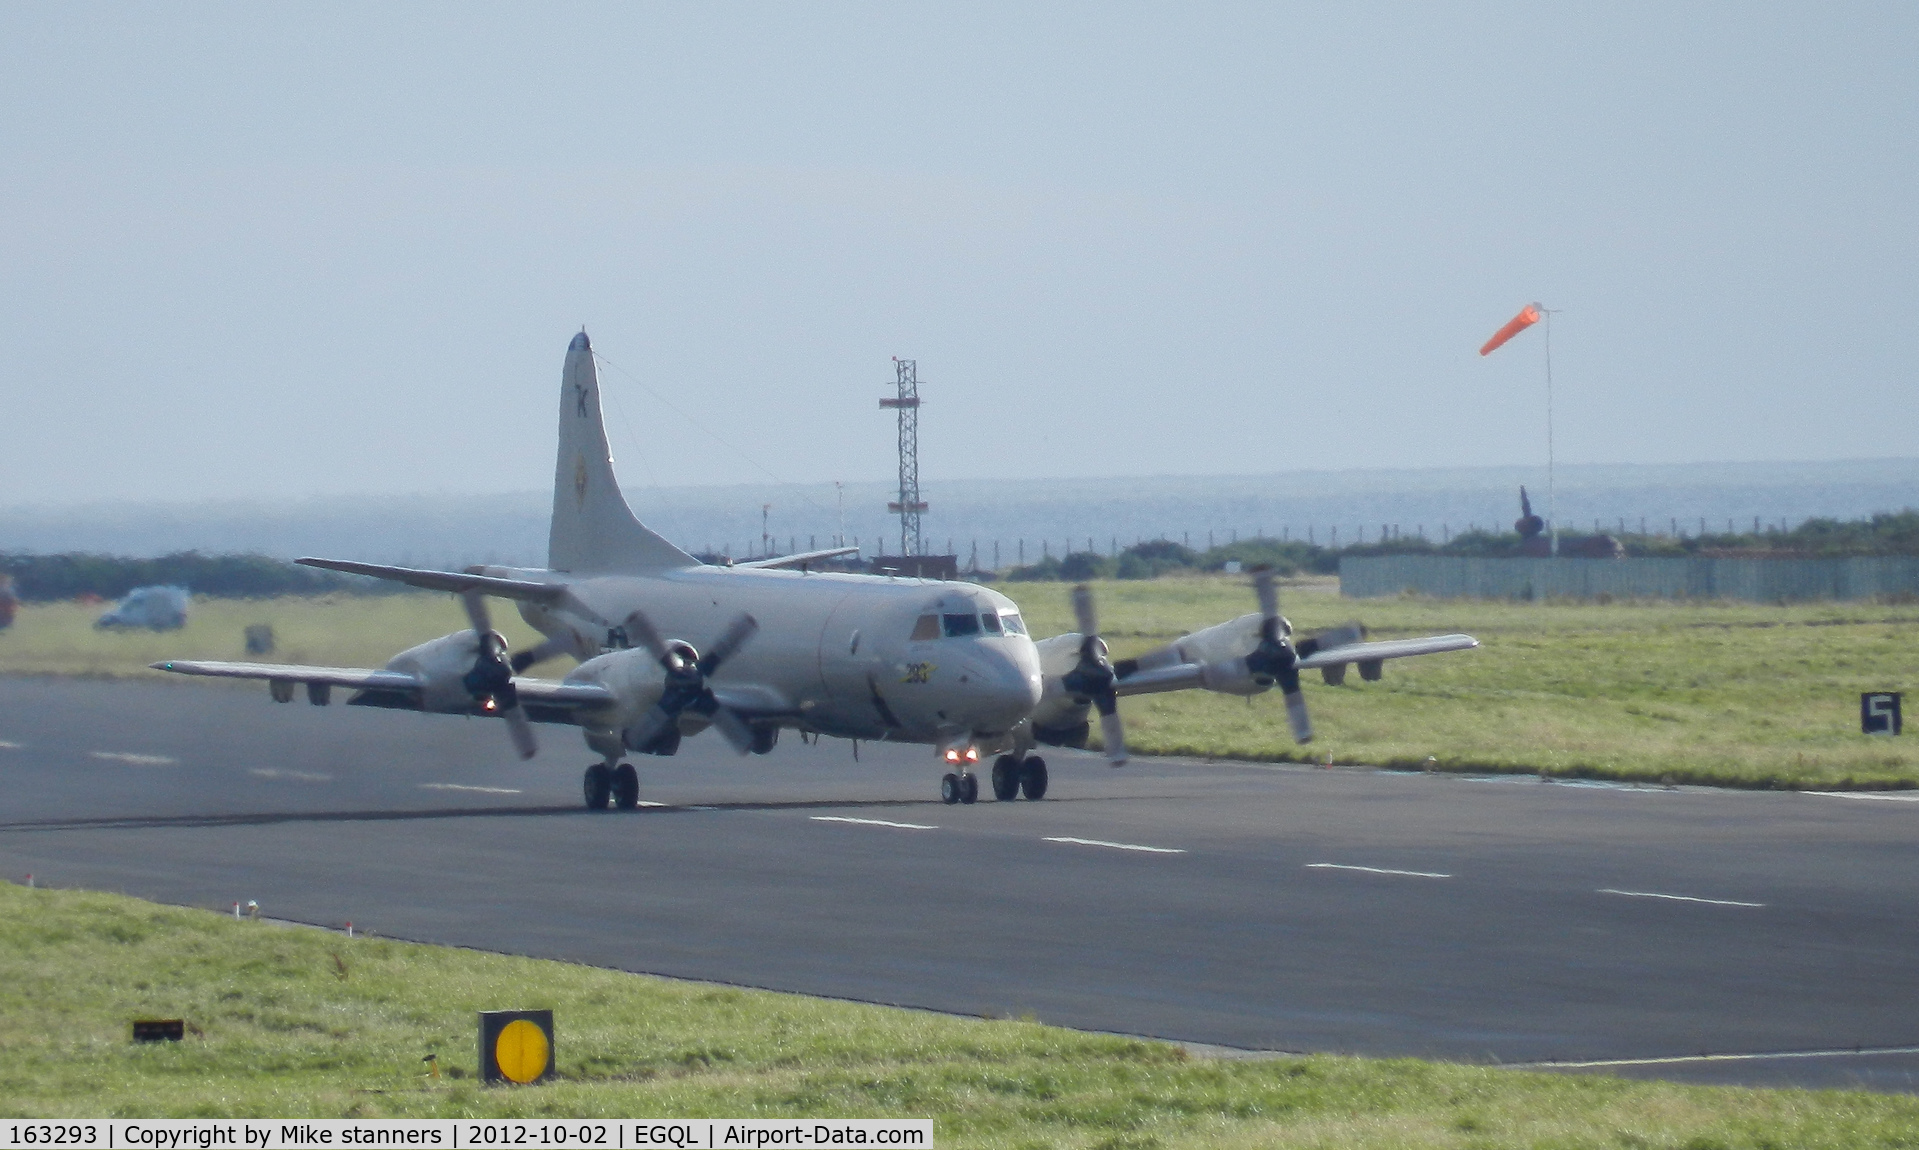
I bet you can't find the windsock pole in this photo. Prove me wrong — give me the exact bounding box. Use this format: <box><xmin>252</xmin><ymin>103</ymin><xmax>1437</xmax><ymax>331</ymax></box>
<box><xmin>1544</xmin><ymin>308</ymin><xmax>1557</xmax><ymax>557</ymax></box>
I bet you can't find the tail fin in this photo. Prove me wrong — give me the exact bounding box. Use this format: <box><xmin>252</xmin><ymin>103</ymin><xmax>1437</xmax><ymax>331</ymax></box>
<box><xmin>548</xmin><ymin>332</ymin><xmax>698</xmax><ymax>573</ymax></box>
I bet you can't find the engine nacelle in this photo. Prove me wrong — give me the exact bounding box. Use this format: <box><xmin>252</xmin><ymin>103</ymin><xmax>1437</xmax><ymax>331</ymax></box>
<box><xmin>381</xmin><ymin>631</ymin><xmax>492</xmax><ymax>713</ymax></box>
<box><xmin>559</xmin><ymin>646</ymin><xmax>668</xmax><ymax>751</ymax></box>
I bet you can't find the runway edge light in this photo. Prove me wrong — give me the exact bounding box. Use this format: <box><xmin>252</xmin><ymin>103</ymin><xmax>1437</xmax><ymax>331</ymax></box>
<box><xmin>480</xmin><ymin>1009</ymin><xmax>554</xmax><ymax>1085</ymax></box>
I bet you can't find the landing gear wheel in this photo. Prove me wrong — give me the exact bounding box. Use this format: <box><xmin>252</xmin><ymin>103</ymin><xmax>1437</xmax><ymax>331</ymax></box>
<box><xmin>940</xmin><ymin>772</ymin><xmax>961</xmax><ymax>805</ymax></box>
<box><xmin>1019</xmin><ymin>756</ymin><xmax>1049</xmax><ymax>801</ymax></box>
<box><xmin>991</xmin><ymin>755</ymin><xmax>1020</xmax><ymax>801</ymax></box>
<box><xmin>612</xmin><ymin>762</ymin><xmax>639</xmax><ymax>810</ymax></box>
<box><xmin>959</xmin><ymin>773</ymin><xmax>979</xmax><ymax>804</ymax></box>
<box><xmin>583</xmin><ymin>763</ymin><xmax>612</xmax><ymax>810</ymax></box>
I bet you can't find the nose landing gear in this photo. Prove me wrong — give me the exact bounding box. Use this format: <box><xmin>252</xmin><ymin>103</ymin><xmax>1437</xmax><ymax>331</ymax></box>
<box><xmin>940</xmin><ymin>771</ymin><xmax>979</xmax><ymax>804</ymax></box>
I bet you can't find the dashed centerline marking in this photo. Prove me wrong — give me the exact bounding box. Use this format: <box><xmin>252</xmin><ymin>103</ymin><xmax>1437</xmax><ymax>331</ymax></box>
<box><xmin>1808</xmin><ymin>791</ymin><xmax>1919</xmax><ymax>803</ymax></box>
<box><xmin>1045</xmin><ymin>837</ymin><xmax>1186</xmax><ymax>854</ymax></box>
<box><xmin>1597</xmin><ymin>888</ymin><xmax>1765</xmax><ymax>908</ymax></box>
<box><xmin>90</xmin><ymin>751</ymin><xmax>178</xmax><ymax>766</ymax></box>
<box><xmin>812</xmin><ymin>816</ymin><xmax>939</xmax><ymax>830</ymax></box>
<box><xmin>418</xmin><ymin>783</ymin><xmax>522</xmax><ymax>795</ymax></box>
<box><xmin>0</xmin><ymin>740</ymin><xmax>21</xmax><ymax>750</ymax></box>
<box><xmin>250</xmin><ymin>768</ymin><xmax>332</xmax><ymax>783</ymax></box>
<box><xmin>1306</xmin><ymin>863</ymin><xmax>1451</xmax><ymax>878</ymax></box>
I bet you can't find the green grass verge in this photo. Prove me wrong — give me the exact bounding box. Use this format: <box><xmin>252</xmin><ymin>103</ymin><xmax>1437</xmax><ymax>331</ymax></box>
<box><xmin>999</xmin><ymin>577</ymin><xmax>1919</xmax><ymax>792</ymax></box>
<box><xmin>4</xmin><ymin>580</ymin><xmax>1917</xmax><ymax>790</ymax></box>
<box><xmin>6</xmin><ymin>883</ymin><xmax>1919</xmax><ymax>1145</ymax></box>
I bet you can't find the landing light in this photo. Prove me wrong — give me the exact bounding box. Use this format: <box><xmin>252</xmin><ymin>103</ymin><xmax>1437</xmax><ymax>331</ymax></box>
<box><xmin>482</xmin><ymin>697</ymin><xmax>499</xmax><ymax>713</ymax></box>
<box><xmin>942</xmin><ymin>746</ymin><xmax>980</xmax><ymax>765</ymax></box>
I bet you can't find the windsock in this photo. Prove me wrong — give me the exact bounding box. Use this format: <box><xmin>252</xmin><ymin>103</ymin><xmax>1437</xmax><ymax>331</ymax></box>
<box><xmin>1479</xmin><ymin>303</ymin><xmax>1541</xmax><ymax>356</ymax></box>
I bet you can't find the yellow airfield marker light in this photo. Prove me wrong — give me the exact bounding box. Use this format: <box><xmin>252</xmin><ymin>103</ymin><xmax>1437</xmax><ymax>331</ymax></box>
<box><xmin>424</xmin><ymin>1052</ymin><xmax>440</xmax><ymax>1080</ymax></box>
<box><xmin>479</xmin><ymin>1009</ymin><xmax>554</xmax><ymax>1085</ymax></box>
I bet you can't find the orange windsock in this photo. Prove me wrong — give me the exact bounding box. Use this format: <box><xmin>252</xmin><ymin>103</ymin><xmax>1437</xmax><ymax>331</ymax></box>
<box><xmin>1479</xmin><ymin>303</ymin><xmax>1541</xmax><ymax>356</ymax></box>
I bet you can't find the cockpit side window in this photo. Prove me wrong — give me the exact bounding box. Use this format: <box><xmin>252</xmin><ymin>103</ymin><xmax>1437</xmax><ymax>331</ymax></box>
<box><xmin>981</xmin><ymin>612</ymin><xmax>1003</xmax><ymax>634</ymax></box>
<box><xmin>910</xmin><ymin>614</ymin><xmax>941</xmax><ymax>641</ymax></box>
<box><xmin>999</xmin><ymin>612</ymin><xmax>1028</xmax><ymax>636</ymax></box>
<box><xmin>942</xmin><ymin>612</ymin><xmax>981</xmax><ymax>638</ymax></box>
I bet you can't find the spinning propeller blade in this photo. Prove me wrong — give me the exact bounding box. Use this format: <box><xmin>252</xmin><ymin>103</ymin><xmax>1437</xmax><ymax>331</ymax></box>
<box><xmin>619</xmin><ymin>609</ymin><xmax>763</xmax><ymax>755</ymax></box>
<box><xmin>1246</xmin><ymin>567</ymin><xmax>1311</xmax><ymax>744</ymax></box>
<box><xmin>459</xmin><ymin>590</ymin><xmax>538</xmax><ymax>760</ymax></box>
<box><xmin>1064</xmin><ymin>584</ymin><xmax>1127</xmax><ymax>765</ymax></box>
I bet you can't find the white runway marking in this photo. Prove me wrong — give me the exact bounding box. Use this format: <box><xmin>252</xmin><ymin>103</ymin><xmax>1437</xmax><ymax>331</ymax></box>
<box><xmin>1306</xmin><ymin>863</ymin><xmax>1451</xmax><ymax>878</ymax></box>
<box><xmin>1808</xmin><ymin>790</ymin><xmax>1919</xmax><ymax>802</ymax></box>
<box><xmin>638</xmin><ymin>800</ymin><xmax>670</xmax><ymax>808</ymax></box>
<box><xmin>249</xmin><ymin>768</ymin><xmax>332</xmax><ymax>783</ymax></box>
<box><xmin>1510</xmin><ymin>1044</ymin><xmax>1919</xmax><ymax>1069</ymax></box>
<box><xmin>418</xmin><ymin>783</ymin><xmax>522</xmax><ymax>795</ymax></box>
<box><xmin>90</xmin><ymin>751</ymin><xmax>177</xmax><ymax>766</ymax></box>
<box><xmin>812</xmin><ymin>816</ymin><xmax>938</xmax><ymax>830</ymax></box>
<box><xmin>1045</xmin><ymin>837</ymin><xmax>1186</xmax><ymax>854</ymax></box>
<box><xmin>0</xmin><ymin>740</ymin><xmax>21</xmax><ymax>749</ymax></box>
<box><xmin>1597</xmin><ymin>888</ymin><xmax>1765</xmax><ymax>908</ymax></box>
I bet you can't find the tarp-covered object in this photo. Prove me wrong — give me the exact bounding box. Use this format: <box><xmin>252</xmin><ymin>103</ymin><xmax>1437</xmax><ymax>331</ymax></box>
<box><xmin>95</xmin><ymin>585</ymin><xmax>190</xmax><ymax>631</ymax></box>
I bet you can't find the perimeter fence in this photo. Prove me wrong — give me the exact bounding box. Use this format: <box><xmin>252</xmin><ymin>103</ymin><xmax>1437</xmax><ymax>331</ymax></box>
<box><xmin>1339</xmin><ymin>555</ymin><xmax>1919</xmax><ymax>602</ymax></box>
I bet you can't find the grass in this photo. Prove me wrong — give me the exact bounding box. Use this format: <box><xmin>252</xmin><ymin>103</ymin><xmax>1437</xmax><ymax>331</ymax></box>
<box><xmin>6</xmin><ymin>882</ymin><xmax>1919</xmax><ymax>1144</ymax></box>
<box><xmin>3</xmin><ymin>580</ymin><xmax>1917</xmax><ymax>790</ymax></box>
<box><xmin>998</xmin><ymin>576</ymin><xmax>1919</xmax><ymax>791</ymax></box>
<box><xmin>0</xmin><ymin>595</ymin><xmax>544</xmax><ymax>679</ymax></box>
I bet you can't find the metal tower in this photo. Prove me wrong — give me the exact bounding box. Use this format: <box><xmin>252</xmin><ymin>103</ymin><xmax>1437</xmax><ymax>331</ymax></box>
<box><xmin>880</xmin><ymin>358</ymin><xmax>927</xmax><ymax>556</ymax></box>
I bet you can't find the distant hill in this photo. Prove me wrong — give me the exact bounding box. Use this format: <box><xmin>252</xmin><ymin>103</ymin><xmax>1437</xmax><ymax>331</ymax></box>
<box><xmin>2</xmin><ymin>459</ymin><xmax>1916</xmax><ymax>569</ymax></box>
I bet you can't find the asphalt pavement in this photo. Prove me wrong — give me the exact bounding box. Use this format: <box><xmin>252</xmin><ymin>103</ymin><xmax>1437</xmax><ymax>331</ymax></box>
<box><xmin>4</xmin><ymin>675</ymin><xmax>1918</xmax><ymax>1093</ymax></box>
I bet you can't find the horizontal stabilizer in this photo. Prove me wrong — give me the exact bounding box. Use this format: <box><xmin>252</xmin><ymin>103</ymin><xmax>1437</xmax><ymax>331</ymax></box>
<box><xmin>733</xmin><ymin>546</ymin><xmax>862</xmax><ymax>571</ymax></box>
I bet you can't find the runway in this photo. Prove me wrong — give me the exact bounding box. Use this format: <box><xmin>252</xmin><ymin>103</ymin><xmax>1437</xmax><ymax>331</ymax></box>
<box><xmin>4</xmin><ymin>675</ymin><xmax>1919</xmax><ymax>1093</ymax></box>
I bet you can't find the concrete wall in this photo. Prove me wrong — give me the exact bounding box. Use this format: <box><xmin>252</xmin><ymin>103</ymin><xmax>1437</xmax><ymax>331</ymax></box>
<box><xmin>1339</xmin><ymin>554</ymin><xmax>1919</xmax><ymax>602</ymax></box>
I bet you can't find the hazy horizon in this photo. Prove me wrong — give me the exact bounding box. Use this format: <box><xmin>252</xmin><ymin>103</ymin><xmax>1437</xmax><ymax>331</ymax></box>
<box><xmin>4</xmin><ymin>4</ymin><xmax>1915</xmax><ymax>508</ymax></box>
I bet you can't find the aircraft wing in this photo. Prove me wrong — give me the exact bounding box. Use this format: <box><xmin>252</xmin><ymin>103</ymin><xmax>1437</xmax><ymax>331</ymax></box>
<box><xmin>152</xmin><ymin>659</ymin><xmax>617</xmax><ymax>714</ymax></box>
<box><xmin>709</xmin><ymin>682</ymin><xmax>804</xmax><ymax>719</ymax></box>
<box><xmin>295</xmin><ymin>558</ymin><xmax>573</xmax><ymax>606</ymax></box>
<box><xmin>152</xmin><ymin>659</ymin><xmax>423</xmax><ymax>691</ymax></box>
<box><xmin>1296</xmin><ymin>634</ymin><xmax>1479</xmax><ymax>667</ymax></box>
<box><xmin>1114</xmin><ymin>662</ymin><xmax>1208</xmax><ymax>696</ymax></box>
<box><xmin>732</xmin><ymin>546</ymin><xmax>862</xmax><ymax>570</ymax></box>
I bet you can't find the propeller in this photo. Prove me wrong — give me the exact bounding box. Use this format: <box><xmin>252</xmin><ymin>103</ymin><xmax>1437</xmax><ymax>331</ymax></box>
<box><xmin>1061</xmin><ymin>584</ymin><xmax>1128</xmax><ymax>766</ymax></box>
<box><xmin>620</xmin><ymin>610</ymin><xmax>762</xmax><ymax>755</ymax></box>
<box><xmin>458</xmin><ymin>590</ymin><xmax>538</xmax><ymax>760</ymax></box>
<box><xmin>1243</xmin><ymin>567</ymin><xmax>1312</xmax><ymax>744</ymax></box>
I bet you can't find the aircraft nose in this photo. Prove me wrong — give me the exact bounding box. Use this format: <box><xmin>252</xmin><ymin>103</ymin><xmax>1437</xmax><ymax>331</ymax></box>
<box><xmin>963</xmin><ymin>647</ymin><xmax>1043</xmax><ymax>728</ymax></box>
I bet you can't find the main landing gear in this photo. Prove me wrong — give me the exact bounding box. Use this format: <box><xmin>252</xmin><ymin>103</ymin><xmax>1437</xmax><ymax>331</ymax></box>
<box><xmin>983</xmin><ymin>754</ymin><xmax>1048</xmax><ymax>802</ymax></box>
<box><xmin>584</xmin><ymin>762</ymin><xmax>640</xmax><ymax>811</ymax></box>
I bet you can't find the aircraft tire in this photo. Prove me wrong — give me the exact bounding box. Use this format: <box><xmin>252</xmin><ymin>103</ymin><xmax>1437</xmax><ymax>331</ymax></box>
<box><xmin>583</xmin><ymin>763</ymin><xmax>613</xmax><ymax>811</ymax></box>
<box><xmin>612</xmin><ymin>763</ymin><xmax>639</xmax><ymax>810</ymax></box>
<box><xmin>959</xmin><ymin>773</ymin><xmax>979</xmax><ymax>804</ymax></box>
<box><xmin>990</xmin><ymin>756</ymin><xmax>1020</xmax><ymax>801</ymax></box>
<box><xmin>939</xmin><ymin>772</ymin><xmax>961</xmax><ymax>805</ymax></box>
<box><xmin>1019</xmin><ymin>756</ymin><xmax>1049</xmax><ymax>801</ymax></box>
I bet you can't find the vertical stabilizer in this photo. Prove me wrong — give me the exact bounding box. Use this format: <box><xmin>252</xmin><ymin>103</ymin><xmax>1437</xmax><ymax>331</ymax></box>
<box><xmin>548</xmin><ymin>332</ymin><xmax>698</xmax><ymax>573</ymax></box>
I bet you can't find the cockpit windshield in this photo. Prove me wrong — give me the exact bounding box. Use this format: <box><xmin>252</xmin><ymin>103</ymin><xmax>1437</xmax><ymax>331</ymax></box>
<box><xmin>912</xmin><ymin>610</ymin><xmax>1028</xmax><ymax>639</ymax></box>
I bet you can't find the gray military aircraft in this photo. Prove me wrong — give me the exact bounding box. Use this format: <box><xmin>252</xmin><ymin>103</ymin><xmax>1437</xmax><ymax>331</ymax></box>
<box><xmin>157</xmin><ymin>333</ymin><xmax>1478</xmax><ymax>809</ymax></box>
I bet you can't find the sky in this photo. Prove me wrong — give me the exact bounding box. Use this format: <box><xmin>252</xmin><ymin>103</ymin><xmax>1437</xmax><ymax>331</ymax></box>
<box><xmin>2</xmin><ymin>3</ymin><xmax>1914</xmax><ymax>507</ymax></box>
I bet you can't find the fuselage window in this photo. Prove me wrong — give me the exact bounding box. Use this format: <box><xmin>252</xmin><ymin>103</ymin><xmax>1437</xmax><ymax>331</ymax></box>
<box><xmin>999</xmin><ymin>612</ymin><xmax>1028</xmax><ymax>636</ymax></box>
<box><xmin>981</xmin><ymin>613</ymin><xmax>1003</xmax><ymax>634</ymax></box>
<box><xmin>942</xmin><ymin>612</ymin><xmax>981</xmax><ymax>638</ymax></box>
<box><xmin>910</xmin><ymin>614</ymin><xmax>941</xmax><ymax>641</ymax></box>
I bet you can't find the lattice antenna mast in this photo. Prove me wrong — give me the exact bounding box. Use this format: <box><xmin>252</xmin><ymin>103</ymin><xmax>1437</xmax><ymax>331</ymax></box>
<box><xmin>880</xmin><ymin>358</ymin><xmax>927</xmax><ymax>555</ymax></box>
